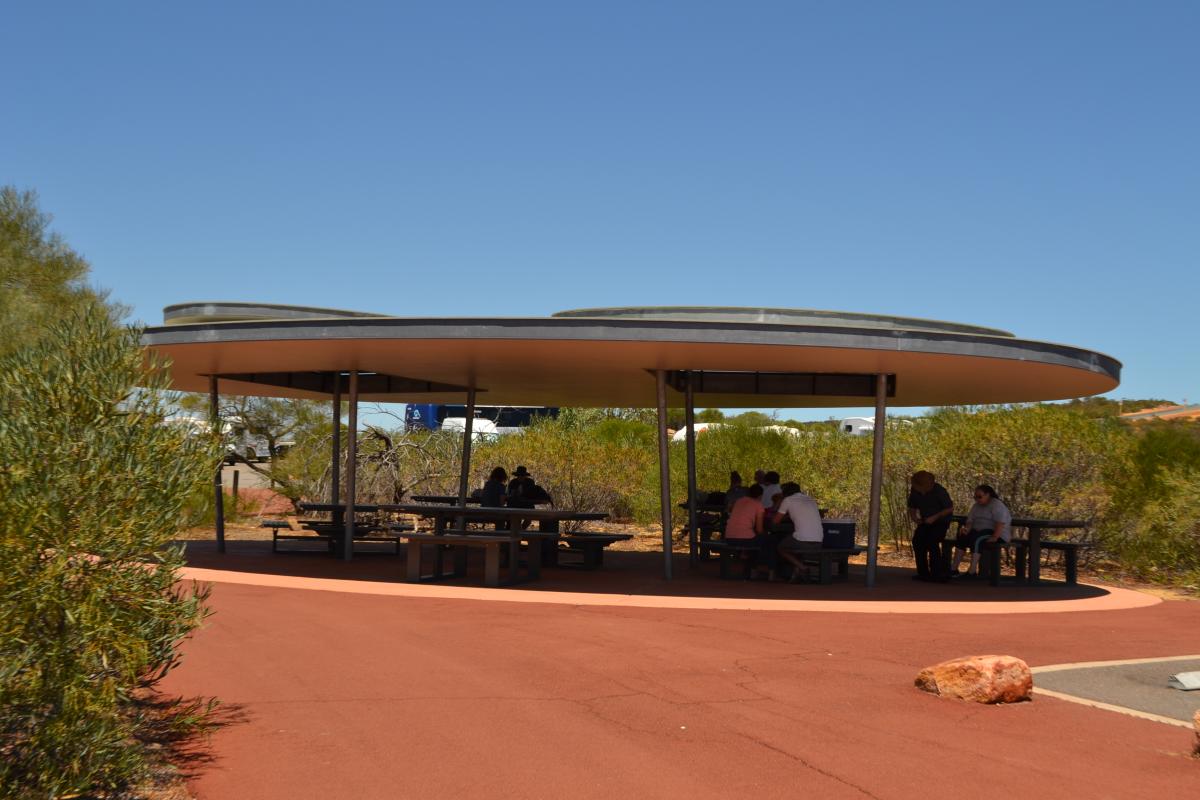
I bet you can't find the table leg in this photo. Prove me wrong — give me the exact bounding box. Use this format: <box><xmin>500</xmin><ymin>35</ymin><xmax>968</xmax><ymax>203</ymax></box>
<box><xmin>484</xmin><ymin>543</ymin><xmax>500</xmax><ymax>587</ymax></box>
<box><xmin>506</xmin><ymin>538</ymin><xmax>521</xmax><ymax>585</ymax></box>
<box><xmin>406</xmin><ymin>541</ymin><xmax>423</xmax><ymax>582</ymax></box>
<box><xmin>1028</xmin><ymin>527</ymin><xmax>1042</xmax><ymax>584</ymax></box>
<box><xmin>526</xmin><ymin>537</ymin><xmax>542</xmax><ymax>581</ymax></box>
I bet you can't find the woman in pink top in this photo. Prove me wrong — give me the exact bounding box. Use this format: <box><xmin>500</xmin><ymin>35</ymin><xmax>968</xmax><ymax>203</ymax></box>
<box><xmin>725</xmin><ymin>484</ymin><xmax>765</xmax><ymax>540</ymax></box>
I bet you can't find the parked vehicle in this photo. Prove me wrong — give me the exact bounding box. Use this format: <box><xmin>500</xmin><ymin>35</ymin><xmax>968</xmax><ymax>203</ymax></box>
<box><xmin>404</xmin><ymin>404</ymin><xmax>558</xmax><ymax>436</ymax></box>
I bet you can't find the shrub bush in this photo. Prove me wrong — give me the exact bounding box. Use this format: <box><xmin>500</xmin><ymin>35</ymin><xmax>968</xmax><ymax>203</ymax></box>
<box><xmin>0</xmin><ymin>310</ymin><xmax>220</xmax><ymax>797</ymax></box>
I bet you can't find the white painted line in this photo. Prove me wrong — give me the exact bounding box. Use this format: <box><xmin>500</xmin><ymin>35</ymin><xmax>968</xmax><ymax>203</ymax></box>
<box><xmin>1031</xmin><ymin>655</ymin><xmax>1200</xmax><ymax>673</ymax></box>
<box><xmin>1032</xmin><ymin>687</ymin><xmax>1194</xmax><ymax>729</ymax></box>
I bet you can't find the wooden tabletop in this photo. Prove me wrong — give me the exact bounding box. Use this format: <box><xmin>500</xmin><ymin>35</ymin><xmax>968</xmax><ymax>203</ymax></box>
<box><xmin>381</xmin><ymin>503</ymin><xmax>608</xmax><ymax>522</ymax></box>
<box><xmin>950</xmin><ymin>515</ymin><xmax>1087</xmax><ymax>529</ymax></box>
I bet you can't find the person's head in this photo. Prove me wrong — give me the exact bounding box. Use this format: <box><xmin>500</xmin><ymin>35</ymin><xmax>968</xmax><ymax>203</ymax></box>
<box><xmin>753</xmin><ymin>469</ymin><xmax>766</xmax><ymax>484</ymax></box>
<box><xmin>746</xmin><ymin>483</ymin><xmax>764</xmax><ymax>499</ymax></box>
<box><xmin>973</xmin><ymin>484</ymin><xmax>997</xmax><ymax>505</ymax></box>
<box><xmin>729</xmin><ymin>471</ymin><xmax>742</xmax><ymax>486</ymax></box>
<box><xmin>911</xmin><ymin>471</ymin><xmax>936</xmax><ymax>492</ymax></box>
<box><xmin>764</xmin><ymin>471</ymin><xmax>780</xmax><ymax>485</ymax></box>
<box><xmin>489</xmin><ymin>466</ymin><xmax>508</xmax><ymax>482</ymax></box>
<box><xmin>512</xmin><ymin>465</ymin><xmax>531</xmax><ymax>478</ymax></box>
<box><xmin>780</xmin><ymin>481</ymin><xmax>801</xmax><ymax>497</ymax></box>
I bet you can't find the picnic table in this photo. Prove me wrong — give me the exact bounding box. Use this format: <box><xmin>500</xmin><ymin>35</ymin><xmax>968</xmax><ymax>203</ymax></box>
<box><xmin>380</xmin><ymin>503</ymin><xmax>607</xmax><ymax>534</ymax></box>
<box><xmin>950</xmin><ymin>515</ymin><xmax>1088</xmax><ymax>585</ymax></box>
<box><xmin>408</xmin><ymin>494</ymin><xmax>481</xmax><ymax>505</ymax></box>
<box><xmin>383</xmin><ymin>504</ymin><xmax>613</xmax><ymax>585</ymax></box>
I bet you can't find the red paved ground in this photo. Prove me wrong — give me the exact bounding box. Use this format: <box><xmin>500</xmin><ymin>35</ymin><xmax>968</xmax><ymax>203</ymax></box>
<box><xmin>162</xmin><ymin>565</ymin><xmax>1200</xmax><ymax>799</ymax></box>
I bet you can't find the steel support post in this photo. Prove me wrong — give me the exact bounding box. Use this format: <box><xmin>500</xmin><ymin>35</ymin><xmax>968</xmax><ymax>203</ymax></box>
<box><xmin>656</xmin><ymin>369</ymin><xmax>673</xmax><ymax>580</ymax></box>
<box><xmin>331</xmin><ymin>372</ymin><xmax>341</xmax><ymax>507</ymax></box>
<box><xmin>456</xmin><ymin>386</ymin><xmax>477</xmax><ymax>507</ymax></box>
<box><xmin>342</xmin><ymin>370</ymin><xmax>359</xmax><ymax>561</ymax></box>
<box><xmin>684</xmin><ymin>372</ymin><xmax>698</xmax><ymax>566</ymax></box>
<box><xmin>865</xmin><ymin>373</ymin><xmax>888</xmax><ymax>587</ymax></box>
<box><xmin>209</xmin><ymin>375</ymin><xmax>225</xmax><ymax>554</ymax></box>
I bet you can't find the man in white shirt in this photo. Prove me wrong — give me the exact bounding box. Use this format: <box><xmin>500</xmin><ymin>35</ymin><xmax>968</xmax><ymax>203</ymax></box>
<box><xmin>772</xmin><ymin>483</ymin><xmax>824</xmax><ymax>583</ymax></box>
<box><xmin>760</xmin><ymin>470</ymin><xmax>782</xmax><ymax>509</ymax></box>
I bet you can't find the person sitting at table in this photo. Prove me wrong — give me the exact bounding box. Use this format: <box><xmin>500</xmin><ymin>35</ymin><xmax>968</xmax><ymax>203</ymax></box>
<box><xmin>723</xmin><ymin>471</ymin><xmax>748</xmax><ymax>513</ymax></box>
<box><xmin>950</xmin><ymin>484</ymin><xmax>1012</xmax><ymax>578</ymax></box>
<box><xmin>479</xmin><ymin>466</ymin><xmax>508</xmax><ymax>508</ymax></box>
<box><xmin>772</xmin><ymin>482</ymin><xmax>824</xmax><ymax>583</ymax></box>
<box><xmin>724</xmin><ymin>483</ymin><xmax>764</xmax><ymax>541</ymax></box>
<box><xmin>760</xmin><ymin>470</ymin><xmax>782</xmax><ymax>509</ymax></box>
<box><xmin>908</xmin><ymin>471</ymin><xmax>954</xmax><ymax>582</ymax></box>
<box><xmin>506</xmin><ymin>465</ymin><xmax>538</xmax><ymax>509</ymax></box>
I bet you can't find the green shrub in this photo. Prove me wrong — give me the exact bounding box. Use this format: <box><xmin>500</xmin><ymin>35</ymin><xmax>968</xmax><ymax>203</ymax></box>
<box><xmin>0</xmin><ymin>309</ymin><xmax>220</xmax><ymax>798</ymax></box>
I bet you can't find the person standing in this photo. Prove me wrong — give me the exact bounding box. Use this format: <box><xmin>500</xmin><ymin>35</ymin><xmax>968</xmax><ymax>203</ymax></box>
<box><xmin>907</xmin><ymin>471</ymin><xmax>954</xmax><ymax>581</ymax></box>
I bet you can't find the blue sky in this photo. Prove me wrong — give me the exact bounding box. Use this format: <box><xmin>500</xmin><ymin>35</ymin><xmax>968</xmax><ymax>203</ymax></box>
<box><xmin>4</xmin><ymin>2</ymin><xmax>1197</xmax><ymax>420</ymax></box>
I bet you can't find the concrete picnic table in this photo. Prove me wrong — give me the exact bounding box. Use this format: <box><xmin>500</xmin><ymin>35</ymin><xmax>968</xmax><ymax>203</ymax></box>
<box><xmin>950</xmin><ymin>515</ymin><xmax>1088</xmax><ymax>584</ymax></box>
<box><xmin>379</xmin><ymin>503</ymin><xmax>608</xmax><ymax>533</ymax></box>
<box><xmin>382</xmin><ymin>504</ymin><xmax>610</xmax><ymax>586</ymax></box>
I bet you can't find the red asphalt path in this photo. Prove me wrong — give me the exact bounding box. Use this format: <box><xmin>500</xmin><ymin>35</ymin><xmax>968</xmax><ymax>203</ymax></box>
<box><xmin>162</xmin><ymin>581</ymin><xmax>1200</xmax><ymax>799</ymax></box>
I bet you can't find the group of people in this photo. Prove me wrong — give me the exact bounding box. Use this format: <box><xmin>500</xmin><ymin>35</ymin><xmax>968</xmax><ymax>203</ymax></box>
<box><xmin>907</xmin><ymin>470</ymin><xmax>1013</xmax><ymax>582</ymax></box>
<box><xmin>720</xmin><ymin>469</ymin><xmax>825</xmax><ymax>582</ymax></box>
<box><xmin>477</xmin><ymin>465</ymin><xmax>553</xmax><ymax>509</ymax></box>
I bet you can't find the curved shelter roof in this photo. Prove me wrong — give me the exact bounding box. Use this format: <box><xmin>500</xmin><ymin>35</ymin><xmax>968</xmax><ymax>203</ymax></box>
<box><xmin>142</xmin><ymin>302</ymin><xmax>1120</xmax><ymax>407</ymax></box>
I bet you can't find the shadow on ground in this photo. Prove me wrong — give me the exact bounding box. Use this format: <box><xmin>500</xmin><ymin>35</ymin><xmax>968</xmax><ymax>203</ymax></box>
<box><xmin>178</xmin><ymin>538</ymin><xmax>1109</xmax><ymax>604</ymax></box>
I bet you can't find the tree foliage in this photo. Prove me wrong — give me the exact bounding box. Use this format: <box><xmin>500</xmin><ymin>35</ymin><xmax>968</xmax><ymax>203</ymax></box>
<box><xmin>0</xmin><ymin>187</ymin><xmax>119</xmax><ymax>358</ymax></box>
<box><xmin>0</xmin><ymin>309</ymin><xmax>220</xmax><ymax>797</ymax></box>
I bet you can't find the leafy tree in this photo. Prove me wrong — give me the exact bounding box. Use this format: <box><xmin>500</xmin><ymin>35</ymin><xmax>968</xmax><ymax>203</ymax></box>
<box><xmin>0</xmin><ymin>187</ymin><xmax>120</xmax><ymax>357</ymax></box>
<box><xmin>0</xmin><ymin>309</ymin><xmax>221</xmax><ymax>796</ymax></box>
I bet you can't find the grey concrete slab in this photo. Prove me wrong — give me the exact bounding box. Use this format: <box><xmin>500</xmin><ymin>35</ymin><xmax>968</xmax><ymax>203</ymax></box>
<box><xmin>1035</xmin><ymin>658</ymin><xmax>1200</xmax><ymax>723</ymax></box>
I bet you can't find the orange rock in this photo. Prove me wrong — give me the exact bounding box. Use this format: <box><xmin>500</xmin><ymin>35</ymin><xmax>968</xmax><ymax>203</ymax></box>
<box><xmin>915</xmin><ymin>655</ymin><xmax>1033</xmax><ymax>704</ymax></box>
<box><xmin>1193</xmin><ymin>710</ymin><xmax>1199</xmax><ymax>758</ymax></box>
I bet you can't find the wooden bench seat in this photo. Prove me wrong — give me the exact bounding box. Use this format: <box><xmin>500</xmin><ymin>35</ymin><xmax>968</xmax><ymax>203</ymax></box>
<box><xmin>1008</xmin><ymin>538</ymin><xmax>1084</xmax><ymax>584</ymax></box>
<box><xmin>262</xmin><ymin>518</ymin><xmax>411</xmax><ymax>555</ymax></box>
<box><xmin>553</xmin><ymin>532</ymin><xmax>634</xmax><ymax>570</ymax></box>
<box><xmin>398</xmin><ymin>530</ymin><xmax>553</xmax><ymax>587</ymax></box>
<box><xmin>706</xmin><ymin>540</ymin><xmax>864</xmax><ymax>584</ymax></box>
<box><xmin>704</xmin><ymin>539</ymin><xmax>761</xmax><ymax>580</ymax></box>
<box><xmin>791</xmin><ymin>546</ymin><xmax>865</xmax><ymax>584</ymax></box>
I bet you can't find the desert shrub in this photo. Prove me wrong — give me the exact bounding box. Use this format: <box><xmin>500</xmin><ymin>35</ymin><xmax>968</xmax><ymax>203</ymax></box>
<box><xmin>472</xmin><ymin>417</ymin><xmax>651</xmax><ymax>525</ymax></box>
<box><xmin>1110</xmin><ymin>467</ymin><xmax>1200</xmax><ymax>587</ymax></box>
<box><xmin>0</xmin><ymin>310</ymin><xmax>220</xmax><ymax>798</ymax></box>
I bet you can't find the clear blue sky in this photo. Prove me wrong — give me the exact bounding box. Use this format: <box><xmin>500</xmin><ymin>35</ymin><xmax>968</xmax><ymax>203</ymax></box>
<box><xmin>4</xmin><ymin>2</ymin><xmax>1197</xmax><ymax>420</ymax></box>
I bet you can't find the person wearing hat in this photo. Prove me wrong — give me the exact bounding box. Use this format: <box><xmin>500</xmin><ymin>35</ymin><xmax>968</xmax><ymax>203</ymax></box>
<box><xmin>507</xmin><ymin>465</ymin><xmax>538</xmax><ymax>509</ymax></box>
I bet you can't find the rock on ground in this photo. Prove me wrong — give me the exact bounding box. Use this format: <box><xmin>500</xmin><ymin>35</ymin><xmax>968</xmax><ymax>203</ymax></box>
<box><xmin>915</xmin><ymin>655</ymin><xmax>1033</xmax><ymax>704</ymax></box>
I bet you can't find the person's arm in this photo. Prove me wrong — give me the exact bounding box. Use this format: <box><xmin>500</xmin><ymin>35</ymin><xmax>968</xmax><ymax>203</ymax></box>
<box><xmin>922</xmin><ymin>488</ymin><xmax>952</xmax><ymax>524</ymax></box>
<box><xmin>753</xmin><ymin>506</ymin><xmax>764</xmax><ymax>535</ymax></box>
<box><xmin>907</xmin><ymin>490</ymin><xmax>921</xmax><ymax>523</ymax></box>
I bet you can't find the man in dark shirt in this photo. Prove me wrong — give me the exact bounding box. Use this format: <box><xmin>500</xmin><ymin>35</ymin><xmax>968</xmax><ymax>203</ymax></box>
<box><xmin>907</xmin><ymin>471</ymin><xmax>954</xmax><ymax>581</ymax></box>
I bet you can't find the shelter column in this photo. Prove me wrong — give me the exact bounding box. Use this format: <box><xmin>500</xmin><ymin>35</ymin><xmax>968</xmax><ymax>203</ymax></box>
<box><xmin>209</xmin><ymin>375</ymin><xmax>225</xmax><ymax>554</ymax></box>
<box><xmin>656</xmin><ymin>369</ymin><xmax>673</xmax><ymax>580</ymax></box>
<box><xmin>342</xmin><ymin>370</ymin><xmax>359</xmax><ymax>561</ymax></box>
<box><xmin>865</xmin><ymin>373</ymin><xmax>888</xmax><ymax>587</ymax></box>
<box><xmin>456</xmin><ymin>386</ymin><xmax>477</xmax><ymax>507</ymax></box>
<box><xmin>330</xmin><ymin>372</ymin><xmax>341</xmax><ymax>508</ymax></box>
<box><xmin>684</xmin><ymin>372</ymin><xmax>698</xmax><ymax>566</ymax></box>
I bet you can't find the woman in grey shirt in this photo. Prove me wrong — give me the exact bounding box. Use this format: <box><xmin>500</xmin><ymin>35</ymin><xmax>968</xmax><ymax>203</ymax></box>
<box><xmin>950</xmin><ymin>484</ymin><xmax>1012</xmax><ymax>577</ymax></box>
